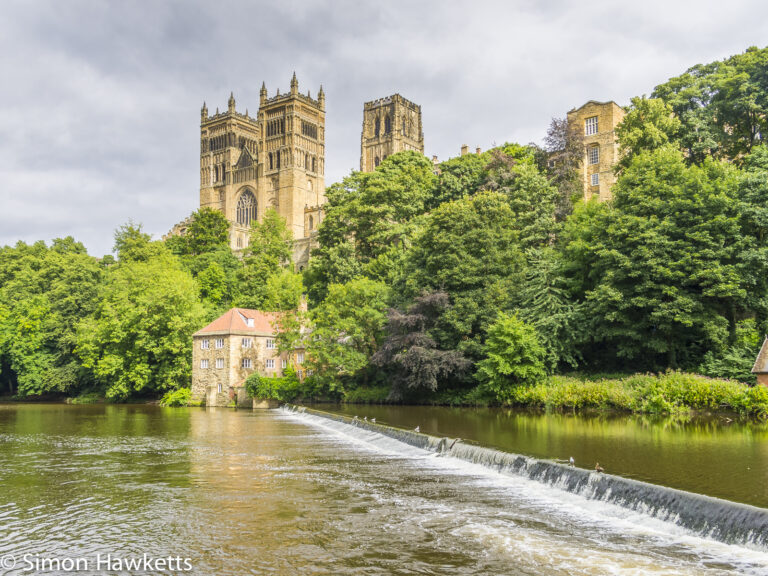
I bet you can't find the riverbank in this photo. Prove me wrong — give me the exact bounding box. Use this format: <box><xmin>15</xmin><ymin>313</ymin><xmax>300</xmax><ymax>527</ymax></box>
<box><xmin>340</xmin><ymin>372</ymin><xmax>768</xmax><ymax>420</ymax></box>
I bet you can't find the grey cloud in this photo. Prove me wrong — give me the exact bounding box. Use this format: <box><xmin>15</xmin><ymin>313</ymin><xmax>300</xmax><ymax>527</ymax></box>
<box><xmin>1</xmin><ymin>0</ymin><xmax>767</xmax><ymax>256</ymax></box>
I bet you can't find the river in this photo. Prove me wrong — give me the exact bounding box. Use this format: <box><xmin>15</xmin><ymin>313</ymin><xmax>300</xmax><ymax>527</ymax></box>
<box><xmin>0</xmin><ymin>403</ymin><xmax>766</xmax><ymax>575</ymax></box>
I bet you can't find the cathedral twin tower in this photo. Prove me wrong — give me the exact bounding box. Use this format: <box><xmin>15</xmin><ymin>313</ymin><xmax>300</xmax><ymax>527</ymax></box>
<box><xmin>198</xmin><ymin>74</ymin><xmax>424</xmax><ymax>267</ymax></box>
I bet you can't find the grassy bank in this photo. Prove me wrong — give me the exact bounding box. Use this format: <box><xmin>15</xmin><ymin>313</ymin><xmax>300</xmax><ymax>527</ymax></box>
<box><xmin>500</xmin><ymin>373</ymin><xmax>768</xmax><ymax>419</ymax></box>
<box><xmin>335</xmin><ymin>372</ymin><xmax>768</xmax><ymax>419</ymax></box>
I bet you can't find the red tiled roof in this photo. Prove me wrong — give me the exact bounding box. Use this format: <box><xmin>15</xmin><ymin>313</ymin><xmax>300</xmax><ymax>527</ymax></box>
<box><xmin>193</xmin><ymin>308</ymin><xmax>282</xmax><ymax>336</ymax></box>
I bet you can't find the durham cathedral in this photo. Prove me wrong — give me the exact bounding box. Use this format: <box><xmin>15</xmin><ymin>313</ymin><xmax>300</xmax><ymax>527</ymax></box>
<box><xmin>168</xmin><ymin>73</ymin><xmax>623</xmax><ymax>268</ymax></box>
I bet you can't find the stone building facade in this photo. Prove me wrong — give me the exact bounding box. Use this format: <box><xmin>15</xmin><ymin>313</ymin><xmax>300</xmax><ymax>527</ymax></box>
<box><xmin>199</xmin><ymin>74</ymin><xmax>326</xmax><ymax>269</ymax></box>
<box><xmin>360</xmin><ymin>94</ymin><xmax>424</xmax><ymax>172</ymax></box>
<box><xmin>567</xmin><ymin>100</ymin><xmax>626</xmax><ymax>201</ymax></box>
<box><xmin>191</xmin><ymin>308</ymin><xmax>307</xmax><ymax>407</ymax></box>
<box><xmin>752</xmin><ymin>337</ymin><xmax>768</xmax><ymax>387</ymax></box>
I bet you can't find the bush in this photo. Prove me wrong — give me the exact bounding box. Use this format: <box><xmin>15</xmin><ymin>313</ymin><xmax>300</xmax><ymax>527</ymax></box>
<box><xmin>342</xmin><ymin>385</ymin><xmax>391</xmax><ymax>404</ymax></box>
<box><xmin>66</xmin><ymin>391</ymin><xmax>102</xmax><ymax>404</ymax></box>
<box><xmin>245</xmin><ymin>367</ymin><xmax>302</xmax><ymax>402</ymax></box>
<box><xmin>159</xmin><ymin>388</ymin><xmax>191</xmax><ymax>407</ymax></box>
<box><xmin>501</xmin><ymin>371</ymin><xmax>768</xmax><ymax>419</ymax></box>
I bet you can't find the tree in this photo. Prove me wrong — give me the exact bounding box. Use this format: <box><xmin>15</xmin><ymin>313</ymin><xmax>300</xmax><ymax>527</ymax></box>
<box><xmin>561</xmin><ymin>146</ymin><xmax>744</xmax><ymax>369</ymax></box>
<box><xmin>76</xmin><ymin>252</ymin><xmax>206</xmax><ymax>400</ymax></box>
<box><xmin>615</xmin><ymin>96</ymin><xmax>682</xmax><ymax>170</ymax></box>
<box><xmin>186</xmin><ymin>207</ymin><xmax>230</xmax><ymax>255</ymax></box>
<box><xmin>113</xmin><ymin>221</ymin><xmax>166</xmax><ymax>262</ymax></box>
<box><xmin>0</xmin><ymin>238</ymin><xmax>102</xmax><ymax>396</ymax></box>
<box><xmin>262</xmin><ymin>269</ymin><xmax>304</xmax><ymax>311</ymax></box>
<box><xmin>476</xmin><ymin>313</ymin><xmax>547</xmax><ymax>403</ymax></box>
<box><xmin>238</xmin><ymin>208</ymin><xmax>293</xmax><ymax>308</ymax></box>
<box><xmin>305</xmin><ymin>278</ymin><xmax>390</xmax><ymax>395</ymax></box>
<box><xmin>304</xmin><ymin>151</ymin><xmax>436</xmax><ymax>300</ymax></box>
<box><xmin>371</xmin><ymin>291</ymin><xmax>471</xmax><ymax>400</ymax></box>
<box><xmin>483</xmin><ymin>158</ymin><xmax>560</xmax><ymax>250</ymax></box>
<box><xmin>518</xmin><ymin>248</ymin><xmax>581</xmax><ymax>371</ymax></box>
<box><xmin>404</xmin><ymin>191</ymin><xmax>526</xmax><ymax>359</ymax></box>
<box><xmin>652</xmin><ymin>46</ymin><xmax>768</xmax><ymax>163</ymax></box>
<box><xmin>700</xmin><ymin>319</ymin><xmax>762</xmax><ymax>383</ymax></box>
<box><xmin>428</xmin><ymin>152</ymin><xmax>488</xmax><ymax>209</ymax></box>
<box><xmin>544</xmin><ymin>117</ymin><xmax>584</xmax><ymax>220</ymax></box>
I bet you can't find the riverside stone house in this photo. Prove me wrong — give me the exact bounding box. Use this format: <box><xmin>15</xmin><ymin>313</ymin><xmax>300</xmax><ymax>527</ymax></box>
<box><xmin>191</xmin><ymin>308</ymin><xmax>307</xmax><ymax>406</ymax></box>
<box><xmin>752</xmin><ymin>337</ymin><xmax>768</xmax><ymax>387</ymax></box>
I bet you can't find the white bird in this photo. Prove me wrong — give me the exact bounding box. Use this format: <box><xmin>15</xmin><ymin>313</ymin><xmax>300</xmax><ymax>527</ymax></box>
<box><xmin>569</xmin><ymin>456</ymin><xmax>575</xmax><ymax>467</ymax></box>
<box><xmin>364</xmin><ymin>416</ymin><xmax>368</xmax><ymax>421</ymax></box>
<box><xmin>371</xmin><ymin>418</ymin><xmax>376</xmax><ymax>423</ymax></box>
<box><xmin>414</xmin><ymin>426</ymin><xmax>420</xmax><ymax>433</ymax></box>
<box><xmin>353</xmin><ymin>415</ymin><xmax>358</xmax><ymax>420</ymax></box>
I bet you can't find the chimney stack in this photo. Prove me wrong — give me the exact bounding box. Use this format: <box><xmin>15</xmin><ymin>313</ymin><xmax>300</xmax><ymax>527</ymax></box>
<box><xmin>461</xmin><ymin>144</ymin><xmax>468</xmax><ymax>156</ymax></box>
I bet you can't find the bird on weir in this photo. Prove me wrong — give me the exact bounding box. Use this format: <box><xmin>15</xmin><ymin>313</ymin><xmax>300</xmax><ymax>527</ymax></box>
<box><xmin>595</xmin><ymin>462</ymin><xmax>604</xmax><ymax>473</ymax></box>
<box><xmin>569</xmin><ymin>457</ymin><xmax>575</xmax><ymax>467</ymax></box>
<box><xmin>414</xmin><ymin>426</ymin><xmax>420</xmax><ymax>433</ymax></box>
<box><xmin>371</xmin><ymin>418</ymin><xmax>376</xmax><ymax>423</ymax></box>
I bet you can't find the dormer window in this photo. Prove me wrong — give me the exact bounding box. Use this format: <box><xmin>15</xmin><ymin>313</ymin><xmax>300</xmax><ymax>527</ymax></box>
<box><xmin>246</xmin><ymin>318</ymin><xmax>254</xmax><ymax>327</ymax></box>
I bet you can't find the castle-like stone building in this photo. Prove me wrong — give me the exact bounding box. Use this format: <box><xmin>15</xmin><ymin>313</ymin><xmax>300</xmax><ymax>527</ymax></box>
<box><xmin>199</xmin><ymin>74</ymin><xmax>326</xmax><ymax>268</ymax></box>
<box><xmin>360</xmin><ymin>94</ymin><xmax>424</xmax><ymax>172</ymax></box>
<box><xmin>567</xmin><ymin>100</ymin><xmax>626</xmax><ymax>201</ymax></box>
<box><xmin>191</xmin><ymin>308</ymin><xmax>306</xmax><ymax>407</ymax></box>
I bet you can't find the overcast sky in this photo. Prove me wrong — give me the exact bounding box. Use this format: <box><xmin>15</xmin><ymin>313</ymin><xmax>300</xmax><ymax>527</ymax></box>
<box><xmin>1</xmin><ymin>0</ymin><xmax>767</xmax><ymax>256</ymax></box>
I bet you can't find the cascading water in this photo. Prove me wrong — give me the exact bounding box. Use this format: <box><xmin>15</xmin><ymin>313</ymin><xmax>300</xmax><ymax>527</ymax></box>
<box><xmin>283</xmin><ymin>404</ymin><xmax>768</xmax><ymax>550</ymax></box>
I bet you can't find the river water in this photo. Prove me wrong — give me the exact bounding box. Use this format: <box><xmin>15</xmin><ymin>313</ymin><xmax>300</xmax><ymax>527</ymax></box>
<box><xmin>0</xmin><ymin>403</ymin><xmax>767</xmax><ymax>575</ymax></box>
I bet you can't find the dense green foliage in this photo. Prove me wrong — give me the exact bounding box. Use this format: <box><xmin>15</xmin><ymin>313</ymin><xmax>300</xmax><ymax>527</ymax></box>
<box><xmin>476</xmin><ymin>313</ymin><xmax>547</xmax><ymax>403</ymax></box>
<box><xmin>4</xmin><ymin>46</ymin><xmax>768</xmax><ymax>417</ymax></box>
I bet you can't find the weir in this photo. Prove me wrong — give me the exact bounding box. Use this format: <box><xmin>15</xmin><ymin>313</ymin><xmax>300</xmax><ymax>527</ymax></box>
<box><xmin>283</xmin><ymin>405</ymin><xmax>768</xmax><ymax>549</ymax></box>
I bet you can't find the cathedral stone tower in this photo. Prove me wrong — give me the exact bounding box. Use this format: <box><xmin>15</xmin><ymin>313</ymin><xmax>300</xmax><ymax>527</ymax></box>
<box><xmin>360</xmin><ymin>94</ymin><xmax>423</xmax><ymax>172</ymax></box>
<box><xmin>199</xmin><ymin>74</ymin><xmax>325</xmax><ymax>265</ymax></box>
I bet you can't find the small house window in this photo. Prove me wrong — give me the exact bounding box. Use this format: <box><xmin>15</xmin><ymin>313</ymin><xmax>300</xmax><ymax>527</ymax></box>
<box><xmin>242</xmin><ymin>338</ymin><xmax>252</xmax><ymax>348</ymax></box>
<box><xmin>281</xmin><ymin>358</ymin><xmax>287</xmax><ymax>369</ymax></box>
<box><xmin>588</xmin><ymin>146</ymin><xmax>599</xmax><ymax>165</ymax></box>
<box><xmin>201</xmin><ymin>339</ymin><xmax>209</xmax><ymax>350</ymax></box>
<box><xmin>215</xmin><ymin>338</ymin><xmax>224</xmax><ymax>349</ymax></box>
<box><xmin>200</xmin><ymin>359</ymin><xmax>209</xmax><ymax>369</ymax></box>
<box><xmin>218</xmin><ymin>383</ymin><xmax>222</xmax><ymax>393</ymax></box>
<box><xmin>266</xmin><ymin>359</ymin><xmax>275</xmax><ymax>369</ymax></box>
<box><xmin>591</xmin><ymin>173</ymin><xmax>600</xmax><ymax>187</ymax></box>
<box><xmin>266</xmin><ymin>339</ymin><xmax>275</xmax><ymax>349</ymax></box>
<box><xmin>585</xmin><ymin>116</ymin><xmax>598</xmax><ymax>136</ymax></box>
<box><xmin>215</xmin><ymin>358</ymin><xmax>224</xmax><ymax>369</ymax></box>
<box><xmin>297</xmin><ymin>352</ymin><xmax>305</xmax><ymax>364</ymax></box>
<box><xmin>297</xmin><ymin>370</ymin><xmax>303</xmax><ymax>379</ymax></box>
<box><xmin>242</xmin><ymin>358</ymin><xmax>252</xmax><ymax>368</ymax></box>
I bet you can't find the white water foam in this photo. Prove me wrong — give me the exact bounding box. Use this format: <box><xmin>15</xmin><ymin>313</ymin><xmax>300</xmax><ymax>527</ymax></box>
<box><xmin>279</xmin><ymin>406</ymin><xmax>768</xmax><ymax>575</ymax></box>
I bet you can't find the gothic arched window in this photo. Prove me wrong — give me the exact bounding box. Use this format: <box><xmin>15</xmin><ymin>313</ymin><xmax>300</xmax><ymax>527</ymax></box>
<box><xmin>384</xmin><ymin>115</ymin><xmax>391</xmax><ymax>134</ymax></box>
<box><xmin>236</xmin><ymin>189</ymin><xmax>257</xmax><ymax>226</ymax></box>
<box><xmin>308</xmin><ymin>215</ymin><xmax>314</xmax><ymax>231</ymax></box>
<box><xmin>268</xmin><ymin>153</ymin><xmax>273</xmax><ymax>170</ymax></box>
<box><xmin>374</xmin><ymin>156</ymin><xmax>380</xmax><ymax>167</ymax></box>
<box><xmin>374</xmin><ymin>117</ymin><xmax>380</xmax><ymax>137</ymax></box>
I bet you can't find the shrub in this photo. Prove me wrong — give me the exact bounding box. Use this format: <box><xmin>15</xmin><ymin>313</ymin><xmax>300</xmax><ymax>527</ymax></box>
<box><xmin>245</xmin><ymin>367</ymin><xmax>302</xmax><ymax>402</ymax></box>
<box><xmin>159</xmin><ymin>387</ymin><xmax>191</xmax><ymax>407</ymax></box>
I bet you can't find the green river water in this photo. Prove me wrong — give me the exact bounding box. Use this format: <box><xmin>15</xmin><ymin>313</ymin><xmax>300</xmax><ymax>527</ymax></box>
<box><xmin>0</xmin><ymin>403</ymin><xmax>766</xmax><ymax>575</ymax></box>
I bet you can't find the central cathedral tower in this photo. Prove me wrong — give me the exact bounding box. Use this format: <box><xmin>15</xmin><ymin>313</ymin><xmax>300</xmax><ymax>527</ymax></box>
<box><xmin>360</xmin><ymin>94</ymin><xmax>423</xmax><ymax>172</ymax></box>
